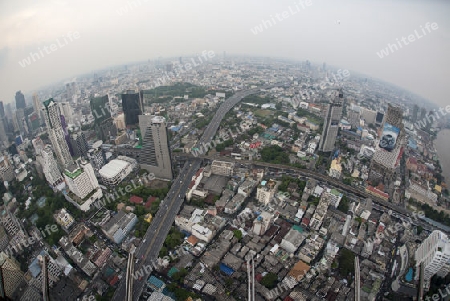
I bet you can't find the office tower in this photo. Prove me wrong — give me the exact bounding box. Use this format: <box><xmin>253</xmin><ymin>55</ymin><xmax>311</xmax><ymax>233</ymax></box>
<box><xmin>42</xmin><ymin>98</ymin><xmax>74</xmax><ymax>168</ymax></box>
<box><xmin>15</xmin><ymin>91</ymin><xmax>26</xmax><ymax>110</ymax></box>
<box><xmin>69</xmin><ymin>132</ymin><xmax>88</xmax><ymax>158</ymax></box>
<box><xmin>369</xmin><ymin>104</ymin><xmax>404</xmax><ymax>186</ymax></box>
<box><xmin>0</xmin><ymin>119</ymin><xmax>7</xmax><ymax>148</ymax></box>
<box><xmin>90</xmin><ymin>95</ymin><xmax>117</xmax><ymax>142</ymax></box>
<box><xmin>87</xmin><ymin>141</ymin><xmax>106</xmax><ymax>171</ymax></box>
<box><xmin>415</xmin><ymin>230</ymin><xmax>450</xmax><ymax>290</ymax></box>
<box><xmin>0</xmin><ymin>252</ymin><xmax>24</xmax><ymax>299</ymax></box>
<box><xmin>41</xmin><ymin>145</ymin><xmax>63</xmax><ymax>187</ymax></box>
<box><xmin>412</xmin><ymin>104</ymin><xmax>419</xmax><ymax>123</ymax></box>
<box><xmin>319</xmin><ymin>89</ymin><xmax>343</xmax><ymax>152</ymax></box>
<box><xmin>420</xmin><ymin>107</ymin><xmax>427</xmax><ymax>120</ymax></box>
<box><xmin>375</xmin><ymin>112</ymin><xmax>384</xmax><ymax>127</ymax></box>
<box><xmin>32</xmin><ymin>93</ymin><xmax>44</xmax><ymax>122</ymax></box>
<box><xmin>58</xmin><ymin>102</ymin><xmax>73</xmax><ymax>124</ymax></box>
<box><xmin>14</xmin><ymin>109</ymin><xmax>25</xmax><ymax>134</ymax></box>
<box><xmin>139</xmin><ymin>115</ymin><xmax>172</xmax><ymax>179</ymax></box>
<box><xmin>121</xmin><ymin>91</ymin><xmax>143</xmax><ymax>127</ymax></box>
<box><xmin>0</xmin><ymin>102</ymin><xmax>4</xmax><ymax>118</ymax></box>
<box><xmin>65</xmin><ymin>82</ymin><xmax>77</xmax><ymax>102</ymax></box>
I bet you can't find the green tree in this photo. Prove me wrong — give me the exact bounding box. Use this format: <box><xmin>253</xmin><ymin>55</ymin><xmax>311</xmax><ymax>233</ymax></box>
<box><xmin>261</xmin><ymin>272</ymin><xmax>278</xmax><ymax>289</ymax></box>
<box><xmin>233</xmin><ymin>230</ymin><xmax>242</xmax><ymax>241</ymax></box>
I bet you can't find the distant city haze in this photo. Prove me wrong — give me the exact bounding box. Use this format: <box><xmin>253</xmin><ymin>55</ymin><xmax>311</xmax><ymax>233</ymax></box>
<box><xmin>0</xmin><ymin>0</ymin><xmax>449</xmax><ymax>107</ymax></box>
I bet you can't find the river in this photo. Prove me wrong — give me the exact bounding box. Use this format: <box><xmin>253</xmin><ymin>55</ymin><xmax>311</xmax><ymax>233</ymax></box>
<box><xmin>435</xmin><ymin>129</ymin><xmax>450</xmax><ymax>185</ymax></box>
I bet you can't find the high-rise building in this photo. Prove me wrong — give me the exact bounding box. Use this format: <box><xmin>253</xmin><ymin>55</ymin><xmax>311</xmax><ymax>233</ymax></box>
<box><xmin>58</xmin><ymin>102</ymin><xmax>73</xmax><ymax>124</ymax></box>
<box><xmin>69</xmin><ymin>132</ymin><xmax>88</xmax><ymax>158</ymax></box>
<box><xmin>122</xmin><ymin>91</ymin><xmax>143</xmax><ymax>127</ymax></box>
<box><xmin>319</xmin><ymin>89</ymin><xmax>343</xmax><ymax>152</ymax></box>
<box><xmin>369</xmin><ymin>104</ymin><xmax>404</xmax><ymax>186</ymax></box>
<box><xmin>0</xmin><ymin>102</ymin><xmax>4</xmax><ymax>118</ymax></box>
<box><xmin>415</xmin><ymin>230</ymin><xmax>450</xmax><ymax>290</ymax></box>
<box><xmin>15</xmin><ymin>91</ymin><xmax>26</xmax><ymax>110</ymax></box>
<box><xmin>139</xmin><ymin>115</ymin><xmax>172</xmax><ymax>179</ymax></box>
<box><xmin>14</xmin><ymin>109</ymin><xmax>26</xmax><ymax>134</ymax></box>
<box><xmin>0</xmin><ymin>252</ymin><xmax>25</xmax><ymax>299</ymax></box>
<box><xmin>412</xmin><ymin>104</ymin><xmax>419</xmax><ymax>123</ymax></box>
<box><xmin>41</xmin><ymin>145</ymin><xmax>63</xmax><ymax>187</ymax></box>
<box><xmin>0</xmin><ymin>119</ymin><xmax>7</xmax><ymax>148</ymax></box>
<box><xmin>420</xmin><ymin>107</ymin><xmax>427</xmax><ymax>120</ymax></box>
<box><xmin>31</xmin><ymin>93</ymin><xmax>44</xmax><ymax>123</ymax></box>
<box><xmin>63</xmin><ymin>159</ymin><xmax>102</xmax><ymax>211</ymax></box>
<box><xmin>42</xmin><ymin>98</ymin><xmax>74</xmax><ymax>169</ymax></box>
<box><xmin>87</xmin><ymin>141</ymin><xmax>106</xmax><ymax>171</ymax></box>
<box><xmin>90</xmin><ymin>95</ymin><xmax>117</xmax><ymax>142</ymax></box>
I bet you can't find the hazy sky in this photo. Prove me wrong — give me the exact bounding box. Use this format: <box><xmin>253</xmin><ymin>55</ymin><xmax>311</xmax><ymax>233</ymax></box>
<box><xmin>1</xmin><ymin>0</ymin><xmax>449</xmax><ymax>107</ymax></box>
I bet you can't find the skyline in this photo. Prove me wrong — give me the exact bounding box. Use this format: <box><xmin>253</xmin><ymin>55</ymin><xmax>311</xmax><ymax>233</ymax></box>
<box><xmin>0</xmin><ymin>0</ymin><xmax>449</xmax><ymax>108</ymax></box>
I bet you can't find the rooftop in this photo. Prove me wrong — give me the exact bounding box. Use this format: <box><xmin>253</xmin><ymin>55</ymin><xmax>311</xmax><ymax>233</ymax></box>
<box><xmin>99</xmin><ymin>159</ymin><xmax>130</xmax><ymax>179</ymax></box>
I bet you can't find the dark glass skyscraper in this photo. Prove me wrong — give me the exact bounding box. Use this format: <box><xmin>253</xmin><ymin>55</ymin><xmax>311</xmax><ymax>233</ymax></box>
<box><xmin>90</xmin><ymin>95</ymin><xmax>117</xmax><ymax>141</ymax></box>
<box><xmin>121</xmin><ymin>91</ymin><xmax>143</xmax><ymax>127</ymax></box>
<box><xmin>15</xmin><ymin>91</ymin><xmax>26</xmax><ymax>110</ymax></box>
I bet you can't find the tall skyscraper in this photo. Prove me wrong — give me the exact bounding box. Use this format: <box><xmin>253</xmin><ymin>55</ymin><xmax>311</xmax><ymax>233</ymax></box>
<box><xmin>15</xmin><ymin>91</ymin><xmax>26</xmax><ymax>110</ymax></box>
<box><xmin>32</xmin><ymin>93</ymin><xmax>44</xmax><ymax>122</ymax></box>
<box><xmin>90</xmin><ymin>95</ymin><xmax>117</xmax><ymax>142</ymax></box>
<box><xmin>41</xmin><ymin>145</ymin><xmax>63</xmax><ymax>188</ymax></box>
<box><xmin>139</xmin><ymin>115</ymin><xmax>172</xmax><ymax>179</ymax></box>
<box><xmin>69</xmin><ymin>132</ymin><xmax>88</xmax><ymax>158</ymax></box>
<box><xmin>42</xmin><ymin>98</ymin><xmax>74</xmax><ymax>169</ymax></box>
<box><xmin>0</xmin><ymin>252</ymin><xmax>24</xmax><ymax>299</ymax></box>
<box><xmin>415</xmin><ymin>230</ymin><xmax>450</xmax><ymax>290</ymax></box>
<box><xmin>412</xmin><ymin>104</ymin><xmax>419</xmax><ymax>123</ymax></box>
<box><xmin>0</xmin><ymin>119</ymin><xmax>7</xmax><ymax>148</ymax></box>
<box><xmin>122</xmin><ymin>91</ymin><xmax>143</xmax><ymax>127</ymax></box>
<box><xmin>0</xmin><ymin>102</ymin><xmax>4</xmax><ymax>119</ymax></box>
<box><xmin>369</xmin><ymin>104</ymin><xmax>404</xmax><ymax>186</ymax></box>
<box><xmin>319</xmin><ymin>89</ymin><xmax>343</xmax><ymax>152</ymax></box>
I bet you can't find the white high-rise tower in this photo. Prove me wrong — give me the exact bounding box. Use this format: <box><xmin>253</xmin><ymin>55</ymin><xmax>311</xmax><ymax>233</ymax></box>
<box><xmin>415</xmin><ymin>230</ymin><xmax>450</xmax><ymax>290</ymax></box>
<box><xmin>42</xmin><ymin>98</ymin><xmax>73</xmax><ymax>169</ymax></box>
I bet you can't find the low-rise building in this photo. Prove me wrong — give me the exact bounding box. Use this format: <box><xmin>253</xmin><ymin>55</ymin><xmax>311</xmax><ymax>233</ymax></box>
<box><xmin>98</xmin><ymin>156</ymin><xmax>137</xmax><ymax>186</ymax></box>
<box><xmin>101</xmin><ymin>210</ymin><xmax>138</xmax><ymax>243</ymax></box>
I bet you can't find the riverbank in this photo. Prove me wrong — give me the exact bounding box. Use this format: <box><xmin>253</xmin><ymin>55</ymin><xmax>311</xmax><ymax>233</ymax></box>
<box><xmin>434</xmin><ymin>129</ymin><xmax>450</xmax><ymax>186</ymax></box>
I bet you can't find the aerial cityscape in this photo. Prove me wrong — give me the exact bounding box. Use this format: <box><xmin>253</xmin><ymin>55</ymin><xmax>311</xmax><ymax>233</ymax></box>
<box><xmin>0</xmin><ymin>1</ymin><xmax>449</xmax><ymax>301</ymax></box>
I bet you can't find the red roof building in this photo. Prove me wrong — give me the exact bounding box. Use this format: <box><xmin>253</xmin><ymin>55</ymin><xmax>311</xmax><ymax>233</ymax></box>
<box><xmin>129</xmin><ymin>195</ymin><xmax>144</xmax><ymax>204</ymax></box>
<box><xmin>144</xmin><ymin>196</ymin><xmax>157</xmax><ymax>208</ymax></box>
